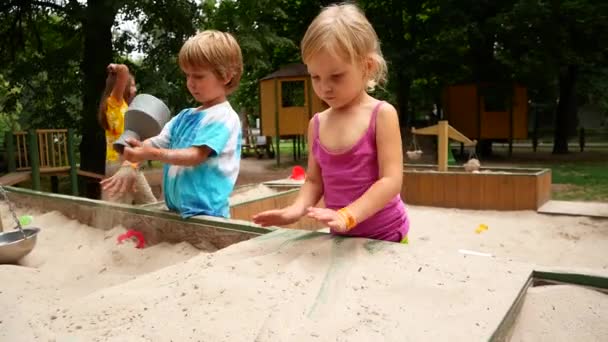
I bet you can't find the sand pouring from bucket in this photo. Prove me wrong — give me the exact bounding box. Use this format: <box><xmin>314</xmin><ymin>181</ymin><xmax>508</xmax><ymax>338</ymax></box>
<box><xmin>113</xmin><ymin>94</ymin><xmax>171</xmax><ymax>154</ymax></box>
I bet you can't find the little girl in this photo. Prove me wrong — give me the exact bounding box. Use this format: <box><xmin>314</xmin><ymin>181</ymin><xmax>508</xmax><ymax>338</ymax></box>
<box><xmin>98</xmin><ymin>63</ymin><xmax>156</xmax><ymax>204</ymax></box>
<box><xmin>253</xmin><ymin>3</ymin><xmax>409</xmax><ymax>243</ymax></box>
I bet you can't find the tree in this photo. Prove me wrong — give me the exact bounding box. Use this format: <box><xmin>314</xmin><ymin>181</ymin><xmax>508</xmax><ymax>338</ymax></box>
<box><xmin>495</xmin><ymin>0</ymin><xmax>608</xmax><ymax>153</ymax></box>
<box><xmin>1</xmin><ymin>0</ymin><xmax>200</xmax><ymax>197</ymax></box>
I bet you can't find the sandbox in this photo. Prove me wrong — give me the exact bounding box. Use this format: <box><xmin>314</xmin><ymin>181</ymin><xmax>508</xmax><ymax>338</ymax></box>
<box><xmin>140</xmin><ymin>181</ymin><xmax>325</xmax><ymax>231</ymax></box>
<box><xmin>403</xmin><ymin>164</ymin><xmax>552</xmax><ymax>210</ymax></box>
<box><xmin>1</xmin><ymin>187</ymin><xmax>606</xmax><ymax>341</ymax></box>
<box><xmin>493</xmin><ymin>271</ymin><xmax>608</xmax><ymax>341</ymax></box>
<box><xmin>229</xmin><ymin>183</ymin><xmax>324</xmax><ymax>230</ymax></box>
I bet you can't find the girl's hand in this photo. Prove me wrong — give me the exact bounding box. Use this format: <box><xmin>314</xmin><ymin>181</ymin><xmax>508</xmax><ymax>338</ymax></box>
<box><xmin>306</xmin><ymin>207</ymin><xmax>348</xmax><ymax>233</ymax></box>
<box><xmin>252</xmin><ymin>206</ymin><xmax>302</xmax><ymax>227</ymax></box>
<box><xmin>107</xmin><ymin>63</ymin><xmax>118</xmax><ymax>74</ymax></box>
<box><xmin>100</xmin><ymin>166</ymin><xmax>138</xmax><ymax>196</ymax></box>
<box><xmin>107</xmin><ymin>63</ymin><xmax>127</xmax><ymax>74</ymax></box>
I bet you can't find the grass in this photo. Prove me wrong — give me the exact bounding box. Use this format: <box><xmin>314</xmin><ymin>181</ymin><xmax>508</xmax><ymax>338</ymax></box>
<box><xmin>550</xmin><ymin>163</ymin><xmax>608</xmax><ymax>202</ymax></box>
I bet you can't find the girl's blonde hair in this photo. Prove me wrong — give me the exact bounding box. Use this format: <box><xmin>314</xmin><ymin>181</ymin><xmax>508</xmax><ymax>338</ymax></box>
<box><xmin>179</xmin><ymin>30</ymin><xmax>243</xmax><ymax>95</ymax></box>
<box><xmin>301</xmin><ymin>3</ymin><xmax>387</xmax><ymax>91</ymax></box>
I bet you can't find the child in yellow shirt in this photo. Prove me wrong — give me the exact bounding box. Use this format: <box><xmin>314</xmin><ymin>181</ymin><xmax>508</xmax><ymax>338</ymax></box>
<box><xmin>97</xmin><ymin>63</ymin><xmax>156</xmax><ymax>204</ymax></box>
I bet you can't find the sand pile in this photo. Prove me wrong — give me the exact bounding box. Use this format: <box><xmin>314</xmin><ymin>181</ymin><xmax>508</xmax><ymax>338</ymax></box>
<box><xmin>15</xmin><ymin>229</ymin><xmax>534</xmax><ymax>341</ymax></box>
<box><xmin>229</xmin><ymin>184</ymin><xmax>278</xmax><ymax>205</ymax></box>
<box><xmin>1</xmin><ymin>201</ymin><xmax>607</xmax><ymax>341</ymax></box>
<box><xmin>0</xmin><ymin>207</ymin><xmax>203</xmax><ymax>341</ymax></box>
<box><xmin>509</xmin><ymin>285</ymin><xmax>608</xmax><ymax>341</ymax></box>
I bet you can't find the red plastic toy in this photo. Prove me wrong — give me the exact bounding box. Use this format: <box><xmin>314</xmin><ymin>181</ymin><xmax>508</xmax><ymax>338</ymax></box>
<box><xmin>290</xmin><ymin>166</ymin><xmax>306</xmax><ymax>180</ymax></box>
<box><xmin>116</xmin><ymin>229</ymin><xmax>146</xmax><ymax>249</ymax></box>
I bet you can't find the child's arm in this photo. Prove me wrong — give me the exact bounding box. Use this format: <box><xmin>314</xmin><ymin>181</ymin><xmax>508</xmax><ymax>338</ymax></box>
<box><xmin>125</xmin><ymin>141</ymin><xmax>212</xmax><ymax>166</ymax></box>
<box><xmin>107</xmin><ymin>64</ymin><xmax>130</xmax><ymax>103</ymax></box>
<box><xmin>252</xmin><ymin>119</ymin><xmax>323</xmax><ymax>226</ymax></box>
<box><xmin>347</xmin><ymin>103</ymin><xmax>403</xmax><ymax>222</ymax></box>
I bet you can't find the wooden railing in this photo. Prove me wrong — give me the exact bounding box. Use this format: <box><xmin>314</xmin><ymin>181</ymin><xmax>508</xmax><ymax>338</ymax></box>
<box><xmin>13</xmin><ymin>131</ymin><xmax>29</xmax><ymax>171</ymax></box>
<box><xmin>5</xmin><ymin>129</ymin><xmax>78</xmax><ymax>194</ymax></box>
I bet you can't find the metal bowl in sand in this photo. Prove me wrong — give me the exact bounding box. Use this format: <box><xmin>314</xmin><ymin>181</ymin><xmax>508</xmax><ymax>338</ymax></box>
<box><xmin>0</xmin><ymin>227</ymin><xmax>40</xmax><ymax>264</ymax></box>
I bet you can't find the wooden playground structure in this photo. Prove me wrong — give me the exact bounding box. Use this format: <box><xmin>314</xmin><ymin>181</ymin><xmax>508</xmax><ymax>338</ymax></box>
<box><xmin>405</xmin><ymin>120</ymin><xmax>551</xmax><ymax>210</ymax></box>
<box><xmin>411</xmin><ymin>120</ymin><xmax>477</xmax><ymax>172</ymax></box>
<box><xmin>259</xmin><ymin>63</ymin><xmax>327</xmax><ymax>166</ymax></box>
<box><xmin>0</xmin><ymin>129</ymin><xmax>102</xmax><ymax>194</ymax></box>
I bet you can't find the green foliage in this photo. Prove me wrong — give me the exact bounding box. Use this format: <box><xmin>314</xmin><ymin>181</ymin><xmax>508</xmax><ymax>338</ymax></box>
<box><xmin>1</xmin><ymin>0</ymin><xmax>606</xmax><ymax>158</ymax></box>
<box><xmin>0</xmin><ymin>74</ymin><xmax>23</xmax><ymax>146</ymax></box>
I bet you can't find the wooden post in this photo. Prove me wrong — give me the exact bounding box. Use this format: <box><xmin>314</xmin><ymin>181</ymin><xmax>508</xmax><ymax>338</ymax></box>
<box><xmin>437</xmin><ymin>120</ymin><xmax>449</xmax><ymax>172</ymax></box>
<box><xmin>508</xmin><ymin>86</ymin><xmax>514</xmax><ymax>157</ymax></box>
<box><xmin>274</xmin><ymin>79</ymin><xmax>281</xmax><ymax>167</ymax></box>
<box><xmin>28</xmin><ymin>130</ymin><xmax>41</xmax><ymax>191</ymax></box>
<box><xmin>67</xmin><ymin>128</ymin><xmax>78</xmax><ymax>195</ymax></box>
<box><xmin>6</xmin><ymin>132</ymin><xmax>16</xmax><ymax>172</ymax></box>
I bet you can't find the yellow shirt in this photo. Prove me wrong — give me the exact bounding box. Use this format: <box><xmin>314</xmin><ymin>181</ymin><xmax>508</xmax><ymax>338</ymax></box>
<box><xmin>105</xmin><ymin>96</ymin><xmax>127</xmax><ymax>162</ymax></box>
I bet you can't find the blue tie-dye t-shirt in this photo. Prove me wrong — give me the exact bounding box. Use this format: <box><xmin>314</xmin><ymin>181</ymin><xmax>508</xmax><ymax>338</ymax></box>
<box><xmin>148</xmin><ymin>101</ymin><xmax>242</xmax><ymax>218</ymax></box>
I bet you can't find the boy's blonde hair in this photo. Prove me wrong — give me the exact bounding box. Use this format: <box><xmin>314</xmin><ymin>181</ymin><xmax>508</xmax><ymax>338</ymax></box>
<box><xmin>301</xmin><ymin>3</ymin><xmax>387</xmax><ymax>91</ymax></box>
<box><xmin>179</xmin><ymin>30</ymin><xmax>243</xmax><ymax>94</ymax></box>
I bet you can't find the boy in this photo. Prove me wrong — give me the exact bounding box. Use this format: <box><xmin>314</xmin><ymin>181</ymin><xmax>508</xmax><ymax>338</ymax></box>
<box><xmin>101</xmin><ymin>30</ymin><xmax>243</xmax><ymax>218</ymax></box>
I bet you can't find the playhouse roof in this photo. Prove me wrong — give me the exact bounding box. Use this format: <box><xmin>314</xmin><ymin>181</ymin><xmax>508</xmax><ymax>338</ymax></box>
<box><xmin>260</xmin><ymin>63</ymin><xmax>309</xmax><ymax>80</ymax></box>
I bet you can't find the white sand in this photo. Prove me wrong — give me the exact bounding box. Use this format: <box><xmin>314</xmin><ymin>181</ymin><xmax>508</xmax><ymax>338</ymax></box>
<box><xmin>407</xmin><ymin>206</ymin><xmax>608</xmax><ymax>270</ymax></box>
<box><xmin>229</xmin><ymin>184</ymin><xmax>278</xmax><ymax>205</ymax></box>
<box><xmin>509</xmin><ymin>285</ymin><xmax>608</xmax><ymax>341</ymax></box>
<box><xmin>0</xmin><ymin>206</ymin><xmax>203</xmax><ymax>340</ymax></box>
<box><xmin>0</xmin><ymin>203</ymin><xmax>607</xmax><ymax>341</ymax></box>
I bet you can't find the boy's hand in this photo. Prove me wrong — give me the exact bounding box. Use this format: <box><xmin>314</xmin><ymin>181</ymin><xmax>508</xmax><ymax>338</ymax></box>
<box><xmin>100</xmin><ymin>166</ymin><xmax>137</xmax><ymax>197</ymax></box>
<box><xmin>252</xmin><ymin>206</ymin><xmax>302</xmax><ymax>227</ymax></box>
<box><xmin>306</xmin><ymin>207</ymin><xmax>348</xmax><ymax>233</ymax></box>
<box><xmin>123</xmin><ymin>138</ymin><xmax>154</xmax><ymax>163</ymax></box>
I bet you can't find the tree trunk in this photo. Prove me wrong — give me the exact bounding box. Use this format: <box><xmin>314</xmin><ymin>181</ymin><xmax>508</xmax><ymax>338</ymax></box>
<box><xmin>79</xmin><ymin>0</ymin><xmax>117</xmax><ymax>198</ymax></box>
<box><xmin>552</xmin><ymin>65</ymin><xmax>578</xmax><ymax>154</ymax></box>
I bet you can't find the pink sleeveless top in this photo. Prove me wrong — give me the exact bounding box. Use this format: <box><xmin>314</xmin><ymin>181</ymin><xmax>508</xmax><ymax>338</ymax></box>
<box><xmin>312</xmin><ymin>101</ymin><xmax>409</xmax><ymax>242</ymax></box>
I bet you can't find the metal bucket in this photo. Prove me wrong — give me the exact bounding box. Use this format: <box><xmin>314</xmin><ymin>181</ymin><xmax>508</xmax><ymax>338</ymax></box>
<box><xmin>113</xmin><ymin>94</ymin><xmax>171</xmax><ymax>154</ymax></box>
<box><xmin>0</xmin><ymin>227</ymin><xmax>40</xmax><ymax>264</ymax></box>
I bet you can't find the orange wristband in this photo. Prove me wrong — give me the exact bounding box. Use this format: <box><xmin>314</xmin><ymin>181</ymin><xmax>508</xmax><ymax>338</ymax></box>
<box><xmin>337</xmin><ymin>207</ymin><xmax>357</xmax><ymax>230</ymax></box>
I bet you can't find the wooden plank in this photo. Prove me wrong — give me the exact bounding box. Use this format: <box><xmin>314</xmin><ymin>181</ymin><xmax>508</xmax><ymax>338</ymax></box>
<box><xmin>452</xmin><ymin>173</ymin><xmax>466</xmax><ymax>208</ymax></box>
<box><xmin>536</xmin><ymin>170</ymin><xmax>552</xmax><ymax>209</ymax></box>
<box><xmin>0</xmin><ymin>171</ymin><xmax>32</xmax><ymax>186</ymax></box>
<box><xmin>415</xmin><ymin>172</ymin><xmax>430</xmax><ymax>206</ymax></box>
<box><xmin>40</xmin><ymin>166</ymin><xmax>71</xmax><ymax>173</ymax></box>
<box><xmin>46</xmin><ymin>133</ymin><xmax>52</xmax><ymax>167</ymax></box>
<box><xmin>36</xmin><ymin>128</ymin><xmax>68</xmax><ymax>133</ymax></box>
<box><xmin>468</xmin><ymin>174</ymin><xmax>483</xmax><ymax>210</ymax></box>
<box><xmin>431</xmin><ymin>173</ymin><xmax>445</xmax><ymax>207</ymax></box>
<box><xmin>76</xmin><ymin>169</ymin><xmax>105</xmax><ymax>180</ymax></box>
<box><xmin>494</xmin><ymin>174</ymin><xmax>511</xmax><ymax>210</ymax></box>
<box><xmin>514</xmin><ymin>176</ymin><xmax>534</xmax><ymax>210</ymax></box>
<box><xmin>49</xmin><ymin>133</ymin><xmax>57</xmax><ymax>167</ymax></box>
<box><xmin>62</xmin><ymin>133</ymin><xmax>69</xmax><ymax>166</ymax></box>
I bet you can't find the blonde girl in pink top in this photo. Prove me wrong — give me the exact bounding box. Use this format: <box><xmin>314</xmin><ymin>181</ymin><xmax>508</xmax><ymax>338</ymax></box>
<box><xmin>253</xmin><ymin>3</ymin><xmax>409</xmax><ymax>243</ymax></box>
